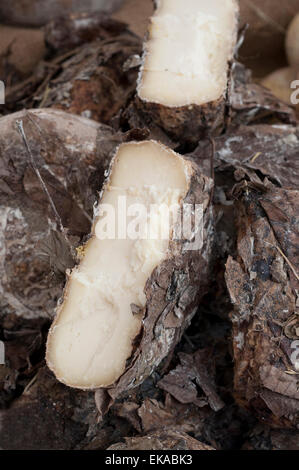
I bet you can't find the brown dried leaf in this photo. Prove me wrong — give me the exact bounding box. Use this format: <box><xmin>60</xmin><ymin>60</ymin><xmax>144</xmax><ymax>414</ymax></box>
<box><xmin>157</xmin><ymin>349</ymin><xmax>224</xmax><ymax>412</ymax></box>
<box><xmin>113</xmin><ymin>393</ymin><xmax>210</xmax><ymax>439</ymax></box>
<box><xmin>0</xmin><ymin>109</ymin><xmax>116</xmax><ymax>320</ymax></box>
<box><xmin>229</xmin><ymin>62</ymin><xmax>296</xmax><ymax>126</ymax></box>
<box><xmin>225</xmin><ymin>180</ymin><xmax>299</xmax><ymax>428</ymax></box>
<box><xmin>192</xmin><ymin>124</ymin><xmax>299</xmax><ymax>190</ymax></box>
<box><xmin>243</xmin><ymin>425</ymin><xmax>299</xmax><ymax>450</ymax></box>
<box><xmin>260</xmin><ymin>365</ymin><xmax>299</xmax><ymax>400</ymax></box>
<box><xmin>3</xmin><ymin>27</ymin><xmax>141</xmax><ymax>126</ymax></box>
<box><xmin>107</xmin><ymin>429</ymin><xmax>215</xmax><ymax>451</ymax></box>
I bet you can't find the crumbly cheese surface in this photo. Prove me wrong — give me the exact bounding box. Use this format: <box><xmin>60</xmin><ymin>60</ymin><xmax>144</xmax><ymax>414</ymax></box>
<box><xmin>138</xmin><ymin>0</ymin><xmax>237</xmax><ymax>106</ymax></box>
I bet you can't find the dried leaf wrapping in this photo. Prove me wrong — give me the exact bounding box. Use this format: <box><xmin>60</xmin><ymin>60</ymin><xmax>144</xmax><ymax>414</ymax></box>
<box><xmin>157</xmin><ymin>349</ymin><xmax>224</xmax><ymax>411</ymax></box>
<box><xmin>229</xmin><ymin>62</ymin><xmax>296</xmax><ymax>126</ymax></box>
<box><xmin>225</xmin><ymin>180</ymin><xmax>299</xmax><ymax>428</ymax></box>
<box><xmin>243</xmin><ymin>425</ymin><xmax>299</xmax><ymax>450</ymax></box>
<box><xmin>107</xmin><ymin>429</ymin><xmax>215</xmax><ymax>451</ymax></box>
<box><xmin>0</xmin><ymin>367</ymin><xmax>96</xmax><ymax>450</ymax></box>
<box><xmin>192</xmin><ymin>123</ymin><xmax>299</xmax><ymax>190</ymax></box>
<box><xmin>3</xmin><ymin>26</ymin><xmax>142</xmax><ymax>125</ymax></box>
<box><xmin>0</xmin><ymin>109</ymin><xmax>117</xmax><ymax>320</ymax></box>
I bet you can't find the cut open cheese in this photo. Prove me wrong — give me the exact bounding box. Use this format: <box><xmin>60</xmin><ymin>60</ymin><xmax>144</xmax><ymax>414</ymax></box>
<box><xmin>46</xmin><ymin>141</ymin><xmax>191</xmax><ymax>389</ymax></box>
<box><xmin>138</xmin><ymin>0</ymin><xmax>238</xmax><ymax>107</ymax></box>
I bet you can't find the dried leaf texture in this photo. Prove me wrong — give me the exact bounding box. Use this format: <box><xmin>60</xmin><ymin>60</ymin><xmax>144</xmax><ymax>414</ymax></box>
<box><xmin>229</xmin><ymin>62</ymin><xmax>296</xmax><ymax>127</ymax></box>
<box><xmin>0</xmin><ymin>109</ymin><xmax>117</xmax><ymax>320</ymax></box>
<box><xmin>114</xmin><ymin>394</ymin><xmax>210</xmax><ymax>437</ymax></box>
<box><xmin>107</xmin><ymin>429</ymin><xmax>215</xmax><ymax>450</ymax></box>
<box><xmin>157</xmin><ymin>350</ymin><xmax>224</xmax><ymax>412</ymax></box>
<box><xmin>226</xmin><ymin>180</ymin><xmax>299</xmax><ymax>428</ymax></box>
<box><xmin>3</xmin><ymin>23</ymin><xmax>141</xmax><ymax>126</ymax></box>
<box><xmin>40</xmin><ymin>34</ymin><xmax>140</xmax><ymax>124</ymax></box>
<box><xmin>130</xmin><ymin>95</ymin><xmax>228</xmax><ymax>147</ymax></box>
<box><xmin>0</xmin><ymin>367</ymin><xmax>96</xmax><ymax>450</ymax></box>
<box><xmin>243</xmin><ymin>426</ymin><xmax>299</xmax><ymax>450</ymax></box>
<box><xmin>0</xmin><ymin>364</ymin><xmax>139</xmax><ymax>450</ymax></box>
<box><xmin>0</xmin><ymin>314</ymin><xmax>48</xmax><ymax>408</ymax></box>
<box><xmin>193</xmin><ymin>123</ymin><xmax>299</xmax><ymax>190</ymax></box>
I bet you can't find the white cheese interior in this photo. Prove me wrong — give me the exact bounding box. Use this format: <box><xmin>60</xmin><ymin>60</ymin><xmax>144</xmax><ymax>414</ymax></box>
<box><xmin>138</xmin><ymin>0</ymin><xmax>237</xmax><ymax>107</ymax></box>
<box><xmin>47</xmin><ymin>141</ymin><xmax>189</xmax><ymax>389</ymax></box>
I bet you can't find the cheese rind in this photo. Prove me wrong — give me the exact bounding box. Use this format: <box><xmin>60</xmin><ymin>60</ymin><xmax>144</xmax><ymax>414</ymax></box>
<box><xmin>138</xmin><ymin>0</ymin><xmax>238</xmax><ymax>107</ymax></box>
